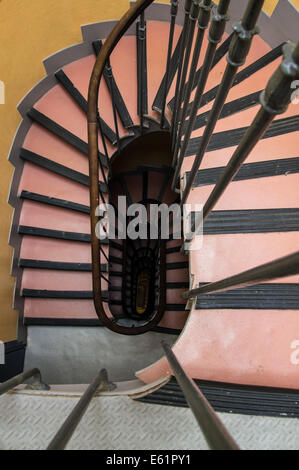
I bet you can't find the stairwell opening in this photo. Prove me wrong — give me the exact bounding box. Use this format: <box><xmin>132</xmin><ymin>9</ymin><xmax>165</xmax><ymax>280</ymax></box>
<box><xmin>105</xmin><ymin>130</ymin><xmax>189</xmax><ymax>333</ymax></box>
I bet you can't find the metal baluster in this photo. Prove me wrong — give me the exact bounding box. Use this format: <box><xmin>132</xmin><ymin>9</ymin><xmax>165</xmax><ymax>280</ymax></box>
<box><xmin>183</xmin><ymin>250</ymin><xmax>299</xmax><ymax>299</ymax></box>
<box><xmin>172</xmin><ymin>0</ymin><xmax>201</xmax><ymax>156</ymax></box>
<box><xmin>105</xmin><ymin>59</ymin><xmax>121</xmax><ymax>152</ymax></box>
<box><xmin>137</xmin><ymin>12</ymin><xmax>147</xmax><ymax>134</ymax></box>
<box><xmin>199</xmin><ymin>41</ymin><xmax>299</xmax><ymax>226</ymax></box>
<box><xmin>0</xmin><ymin>368</ymin><xmax>49</xmax><ymax>395</ymax></box>
<box><xmin>180</xmin><ymin>0</ymin><xmax>264</xmax><ymax>206</ymax></box>
<box><xmin>162</xmin><ymin>342</ymin><xmax>240</xmax><ymax>450</ymax></box>
<box><xmin>171</xmin><ymin>0</ymin><xmax>193</xmax><ymax>149</ymax></box>
<box><xmin>47</xmin><ymin>369</ymin><xmax>115</xmax><ymax>450</ymax></box>
<box><xmin>172</xmin><ymin>0</ymin><xmax>213</xmax><ymax>167</ymax></box>
<box><xmin>160</xmin><ymin>0</ymin><xmax>179</xmax><ymax>129</ymax></box>
<box><xmin>97</xmin><ymin>111</ymin><xmax>111</xmax><ymax>181</ymax></box>
<box><xmin>172</xmin><ymin>0</ymin><xmax>230</xmax><ymax>191</ymax></box>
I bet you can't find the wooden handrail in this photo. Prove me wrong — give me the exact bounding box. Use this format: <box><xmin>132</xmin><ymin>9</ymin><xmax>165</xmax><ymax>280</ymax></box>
<box><xmin>87</xmin><ymin>0</ymin><xmax>167</xmax><ymax>335</ymax></box>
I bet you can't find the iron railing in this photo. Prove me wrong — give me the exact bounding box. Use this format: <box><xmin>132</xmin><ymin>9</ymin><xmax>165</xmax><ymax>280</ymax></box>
<box><xmin>0</xmin><ymin>368</ymin><xmax>49</xmax><ymax>396</ymax></box>
<box><xmin>87</xmin><ymin>0</ymin><xmax>299</xmax><ymax>333</ymax></box>
<box><xmin>162</xmin><ymin>341</ymin><xmax>240</xmax><ymax>450</ymax></box>
<box><xmin>47</xmin><ymin>369</ymin><xmax>114</xmax><ymax>450</ymax></box>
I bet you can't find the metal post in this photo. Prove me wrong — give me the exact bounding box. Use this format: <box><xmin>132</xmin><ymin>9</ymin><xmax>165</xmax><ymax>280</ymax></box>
<box><xmin>180</xmin><ymin>0</ymin><xmax>264</xmax><ymax>205</ymax></box>
<box><xmin>172</xmin><ymin>0</ymin><xmax>230</xmax><ymax>191</ymax></box>
<box><xmin>172</xmin><ymin>0</ymin><xmax>213</xmax><ymax>167</ymax></box>
<box><xmin>105</xmin><ymin>59</ymin><xmax>121</xmax><ymax>152</ymax></box>
<box><xmin>171</xmin><ymin>0</ymin><xmax>193</xmax><ymax>148</ymax></box>
<box><xmin>160</xmin><ymin>0</ymin><xmax>179</xmax><ymax>129</ymax></box>
<box><xmin>0</xmin><ymin>368</ymin><xmax>49</xmax><ymax>396</ymax></box>
<box><xmin>137</xmin><ymin>12</ymin><xmax>147</xmax><ymax>134</ymax></box>
<box><xmin>47</xmin><ymin>369</ymin><xmax>115</xmax><ymax>450</ymax></box>
<box><xmin>162</xmin><ymin>342</ymin><xmax>240</xmax><ymax>450</ymax></box>
<box><xmin>183</xmin><ymin>250</ymin><xmax>299</xmax><ymax>299</ymax></box>
<box><xmin>172</xmin><ymin>0</ymin><xmax>201</xmax><ymax>156</ymax></box>
<box><xmin>202</xmin><ymin>41</ymin><xmax>299</xmax><ymax>222</ymax></box>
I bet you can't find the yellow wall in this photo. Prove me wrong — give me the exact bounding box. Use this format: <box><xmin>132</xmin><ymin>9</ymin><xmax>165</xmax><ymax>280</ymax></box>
<box><xmin>0</xmin><ymin>0</ymin><xmax>165</xmax><ymax>342</ymax></box>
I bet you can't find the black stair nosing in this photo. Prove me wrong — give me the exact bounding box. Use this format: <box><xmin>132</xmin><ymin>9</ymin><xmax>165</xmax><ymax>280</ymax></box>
<box><xmin>109</xmin><ymin>286</ymin><xmax>122</xmax><ymax>292</ymax></box>
<box><xmin>166</xmin><ymin>261</ymin><xmax>189</xmax><ymax>270</ymax></box>
<box><xmin>186</xmin><ymin>114</ymin><xmax>299</xmax><ymax>156</ymax></box>
<box><xmin>187</xmin><ymin>90</ymin><xmax>261</xmax><ymax>133</ymax></box>
<box><xmin>109</xmin><ymin>271</ymin><xmax>123</xmax><ymax>277</ymax></box>
<box><xmin>92</xmin><ymin>40</ymin><xmax>134</xmax><ymax>129</ymax></box>
<box><xmin>151</xmin><ymin>326</ymin><xmax>182</xmax><ymax>335</ymax></box>
<box><xmin>109</xmin><ymin>241</ymin><xmax>124</xmax><ymax>252</ymax></box>
<box><xmin>166</xmin><ymin>282</ymin><xmax>189</xmax><ymax>289</ymax></box>
<box><xmin>183</xmin><ymin>43</ymin><xmax>284</xmax><ymax>115</ymax></box>
<box><xmin>20</xmin><ymin>191</ymin><xmax>90</xmax><ymax>214</ymax></box>
<box><xmin>19</xmin><ymin>259</ymin><xmax>93</xmax><ymax>271</ymax></box>
<box><xmin>166</xmin><ymin>245</ymin><xmax>182</xmax><ymax>254</ymax></box>
<box><xmin>152</xmin><ymin>32</ymin><xmax>183</xmax><ymax>112</ymax></box>
<box><xmin>192</xmin><ymin>156</ymin><xmax>299</xmax><ymax>187</ymax></box>
<box><xmin>22</xmin><ymin>289</ymin><xmax>108</xmax><ymax>301</ymax></box>
<box><xmin>109</xmin><ymin>299</ymin><xmax>122</xmax><ymax>306</ymax></box>
<box><xmin>21</xmin><ymin>148</ymin><xmax>94</xmax><ymax>189</ymax></box>
<box><xmin>199</xmin><ymin>208</ymin><xmax>299</xmax><ymax>235</ymax></box>
<box><xmin>18</xmin><ymin>225</ymin><xmax>109</xmax><ymax>244</ymax></box>
<box><xmin>109</xmin><ymin>256</ymin><xmax>123</xmax><ymax>265</ymax></box>
<box><xmin>168</xmin><ymin>33</ymin><xmax>233</xmax><ymax>112</ymax></box>
<box><xmin>136</xmin><ymin>19</ymin><xmax>148</xmax><ymax>116</ymax></box>
<box><xmin>27</xmin><ymin>107</ymin><xmax>108</xmax><ymax>168</ymax></box>
<box><xmin>24</xmin><ymin>317</ymin><xmax>104</xmax><ymax>327</ymax></box>
<box><xmin>195</xmin><ymin>283</ymin><xmax>299</xmax><ymax>310</ymax></box>
<box><xmin>166</xmin><ymin>303</ymin><xmax>187</xmax><ymax>312</ymax></box>
<box><xmin>55</xmin><ymin>69</ymin><xmax>117</xmax><ymax>143</ymax></box>
<box><xmin>136</xmin><ymin>396</ymin><xmax>299</xmax><ymax>418</ymax></box>
<box><xmin>137</xmin><ymin>377</ymin><xmax>299</xmax><ymax>418</ymax></box>
<box><xmin>24</xmin><ymin>317</ymin><xmax>182</xmax><ymax>334</ymax></box>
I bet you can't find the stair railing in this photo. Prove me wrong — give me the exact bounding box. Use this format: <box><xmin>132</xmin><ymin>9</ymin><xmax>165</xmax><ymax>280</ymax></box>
<box><xmin>162</xmin><ymin>341</ymin><xmax>240</xmax><ymax>450</ymax></box>
<box><xmin>160</xmin><ymin>0</ymin><xmax>179</xmax><ymax>129</ymax></box>
<box><xmin>172</xmin><ymin>0</ymin><xmax>214</xmax><ymax>168</ymax></box>
<box><xmin>88</xmin><ymin>0</ymin><xmax>171</xmax><ymax>335</ymax></box>
<box><xmin>170</xmin><ymin>0</ymin><xmax>193</xmax><ymax>148</ymax></box>
<box><xmin>183</xmin><ymin>251</ymin><xmax>299</xmax><ymax>299</ymax></box>
<box><xmin>0</xmin><ymin>368</ymin><xmax>49</xmax><ymax>396</ymax></box>
<box><xmin>179</xmin><ymin>0</ymin><xmax>265</xmax><ymax>205</ymax></box>
<box><xmin>172</xmin><ymin>0</ymin><xmax>230</xmax><ymax>190</ymax></box>
<box><xmin>47</xmin><ymin>369</ymin><xmax>115</xmax><ymax>450</ymax></box>
<box><xmin>184</xmin><ymin>41</ymin><xmax>299</xmax><ymax>233</ymax></box>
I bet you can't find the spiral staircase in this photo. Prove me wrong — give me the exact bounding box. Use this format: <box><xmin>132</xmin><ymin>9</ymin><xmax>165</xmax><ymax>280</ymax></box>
<box><xmin>1</xmin><ymin>0</ymin><xmax>299</xmax><ymax>450</ymax></box>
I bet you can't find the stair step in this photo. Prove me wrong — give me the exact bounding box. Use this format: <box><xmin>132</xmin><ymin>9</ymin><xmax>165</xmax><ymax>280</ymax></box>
<box><xmin>22</xmin><ymin>289</ymin><xmax>109</xmax><ymax>301</ymax></box>
<box><xmin>195</xmin><ymin>283</ymin><xmax>299</xmax><ymax>310</ymax></box>
<box><xmin>55</xmin><ymin>69</ymin><xmax>117</xmax><ymax>143</ymax></box>
<box><xmin>93</xmin><ymin>40</ymin><xmax>134</xmax><ymax>129</ymax></box>
<box><xmin>191</xmin><ymin>156</ymin><xmax>299</xmax><ymax>187</ymax></box>
<box><xmin>20</xmin><ymin>191</ymin><xmax>90</xmax><ymax>214</ymax></box>
<box><xmin>186</xmin><ymin>114</ymin><xmax>299</xmax><ymax>157</ymax></box>
<box><xmin>20</xmin><ymin>148</ymin><xmax>107</xmax><ymax>193</ymax></box>
<box><xmin>27</xmin><ymin>108</ymin><xmax>108</xmax><ymax>167</ymax></box>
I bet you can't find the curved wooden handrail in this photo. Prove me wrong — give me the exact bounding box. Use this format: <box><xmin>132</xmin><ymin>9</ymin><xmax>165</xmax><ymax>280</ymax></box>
<box><xmin>87</xmin><ymin>0</ymin><xmax>168</xmax><ymax>335</ymax></box>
